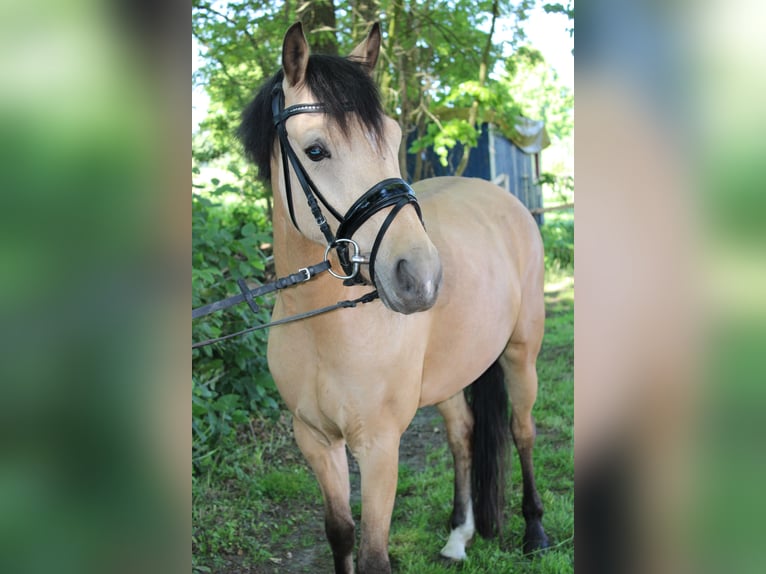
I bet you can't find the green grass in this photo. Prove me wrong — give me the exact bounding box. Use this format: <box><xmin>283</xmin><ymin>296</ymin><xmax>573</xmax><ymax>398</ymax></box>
<box><xmin>192</xmin><ymin>268</ymin><xmax>574</xmax><ymax>573</ymax></box>
<box><xmin>192</xmin><ymin>417</ymin><xmax>326</xmax><ymax>572</ymax></box>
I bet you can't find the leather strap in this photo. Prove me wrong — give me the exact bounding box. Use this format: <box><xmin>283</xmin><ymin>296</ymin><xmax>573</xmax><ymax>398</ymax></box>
<box><xmin>272</xmin><ymin>87</ymin><xmax>342</xmax><ymax>240</ymax></box>
<box><xmin>191</xmin><ymin>85</ymin><xmax>428</xmax><ymax>348</ymax></box>
<box><xmin>191</xmin><ymin>260</ymin><xmax>331</xmax><ymax>320</ymax></box>
<box><xmin>336</xmin><ymin>178</ymin><xmax>420</xmax><ymax>241</ymax></box>
<box><xmin>368</xmin><ymin>199</ymin><xmax>415</xmax><ymax>287</ymax></box>
<box><xmin>192</xmin><ymin>290</ymin><xmax>379</xmax><ymax>349</ymax></box>
<box><xmin>336</xmin><ymin>179</ymin><xmax>423</xmax><ymax>285</ymax></box>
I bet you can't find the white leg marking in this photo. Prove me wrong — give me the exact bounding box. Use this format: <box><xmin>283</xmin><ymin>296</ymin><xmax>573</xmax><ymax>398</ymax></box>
<box><xmin>439</xmin><ymin>501</ymin><xmax>475</xmax><ymax>560</ymax></box>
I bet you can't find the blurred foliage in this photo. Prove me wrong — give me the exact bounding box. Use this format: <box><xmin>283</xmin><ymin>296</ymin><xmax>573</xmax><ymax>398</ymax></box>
<box><xmin>538</xmin><ymin>171</ymin><xmax>574</xmax><ymax>272</ymax></box>
<box><xmin>541</xmin><ymin>218</ymin><xmax>574</xmax><ymax>271</ymax></box>
<box><xmin>192</xmin><ymin>167</ymin><xmax>282</xmax><ymax>473</ymax></box>
<box><xmin>499</xmin><ymin>46</ymin><xmax>574</xmax><ymax>142</ymax></box>
<box><xmin>539</xmin><ymin>171</ymin><xmax>575</xmax><ymax>204</ymax></box>
<box><xmin>543</xmin><ymin>1</ymin><xmax>574</xmax><ymax>40</ymax></box>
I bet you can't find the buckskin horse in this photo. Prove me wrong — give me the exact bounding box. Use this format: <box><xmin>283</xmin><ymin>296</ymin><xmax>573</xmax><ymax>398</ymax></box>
<box><xmin>237</xmin><ymin>22</ymin><xmax>549</xmax><ymax>573</ymax></box>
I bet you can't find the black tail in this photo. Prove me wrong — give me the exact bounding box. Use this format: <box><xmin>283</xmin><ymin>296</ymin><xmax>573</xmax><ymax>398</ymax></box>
<box><xmin>467</xmin><ymin>359</ymin><xmax>510</xmax><ymax>539</ymax></box>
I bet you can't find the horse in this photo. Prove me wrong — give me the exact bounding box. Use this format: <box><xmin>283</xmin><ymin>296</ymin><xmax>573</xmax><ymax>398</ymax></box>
<box><xmin>237</xmin><ymin>22</ymin><xmax>550</xmax><ymax>574</ymax></box>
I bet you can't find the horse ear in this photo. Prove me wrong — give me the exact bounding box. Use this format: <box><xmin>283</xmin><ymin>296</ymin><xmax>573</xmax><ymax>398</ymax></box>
<box><xmin>282</xmin><ymin>22</ymin><xmax>309</xmax><ymax>87</ymax></box>
<box><xmin>349</xmin><ymin>22</ymin><xmax>381</xmax><ymax>73</ymax></box>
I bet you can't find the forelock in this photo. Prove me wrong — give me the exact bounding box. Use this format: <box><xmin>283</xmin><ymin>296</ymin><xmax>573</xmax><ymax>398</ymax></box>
<box><xmin>238</xmin><ymin>55</ymin><xmax>385</xmax><ymax>182</ymax></box>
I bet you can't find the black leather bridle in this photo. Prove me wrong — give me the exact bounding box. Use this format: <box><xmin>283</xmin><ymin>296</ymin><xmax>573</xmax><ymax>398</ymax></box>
<box><xmin>191</xmin><ymin>85</ymin><xmax>425</xmax><ymax>348</ymax></box>
<box><xmin>271</xmin><ymin>85</ymin><xmax>423</xmax><ymax>286</ymax></box>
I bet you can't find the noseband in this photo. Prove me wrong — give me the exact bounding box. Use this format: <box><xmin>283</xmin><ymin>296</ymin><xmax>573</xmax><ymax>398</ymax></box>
<box><xmin>271</xmin><ymin>85</ymin><xmax>423</xmax><ymax>286</ymax></box>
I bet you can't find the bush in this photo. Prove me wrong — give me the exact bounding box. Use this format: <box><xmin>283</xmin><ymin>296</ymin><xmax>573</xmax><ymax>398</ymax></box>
<box><xmin>192</xmin><ymin>176</ymin><xmax>282</xmax><ymax>472</ymax></box>
<box><xmin>540</xmin><ymin>217</ymin><xmax>574</xmax><ymax>271</ymax></box>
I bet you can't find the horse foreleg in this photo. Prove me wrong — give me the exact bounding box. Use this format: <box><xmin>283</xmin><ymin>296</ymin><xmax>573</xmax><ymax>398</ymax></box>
<box><xmin>293</xmin><ymin>417</ymin><xmax>355</xmax><ymax>574</ymax></box>
<box><xmin>500</xmin><ymin>356</ymin><xmax>550</xmax><ymax>553</ymax></box>
<box><xmin>436</xmin><ymin>392</ymin><xmax>475</xmax><ymax>560</ymax></box>
<box><xmin>350</xmin><ymin>430</ymin><xmax>401</xmax><ymax>574</ymax></box>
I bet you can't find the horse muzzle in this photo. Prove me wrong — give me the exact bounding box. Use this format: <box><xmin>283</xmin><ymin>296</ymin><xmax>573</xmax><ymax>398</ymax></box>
<box><xmin>334</xmin><ymin>178</ymin><xmax>442</xmax><ymax>314</ymax></box>
<box><xmin>376</xmin><ymin>248</ymin><xmax>443</xmax><ymax>314</ymax></box>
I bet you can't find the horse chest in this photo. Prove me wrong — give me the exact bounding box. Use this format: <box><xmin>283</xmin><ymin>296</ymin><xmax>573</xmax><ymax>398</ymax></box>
<box><xmin>267</xmin><ymin>315</ymin><xmax>428</xmax><ymax>426</ymax></box>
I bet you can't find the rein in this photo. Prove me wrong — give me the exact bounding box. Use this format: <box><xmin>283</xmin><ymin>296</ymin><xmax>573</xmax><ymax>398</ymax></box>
<box><xmin>191</xmin><ymin>258</ymin><xmax>380</xmax><ymax>349</ymax></box>
<box><xmin>192</xmin><ymin>286</ymin><xmax>379</xmax><ymax>350</ymax></box>
<box><xmin>191</xmin><ymin>83</ymin><xmax>423</xmax><ymax>349</ymax></box>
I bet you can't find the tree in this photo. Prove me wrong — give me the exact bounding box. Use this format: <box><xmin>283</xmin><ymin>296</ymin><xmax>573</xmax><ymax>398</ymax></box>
<box><xmin>298</xmin><ymin>0</ymin><xmax>338</xmax><ymax>54</ymax></box>
<box><xmin>192</xmin><ymin>1</ymin><xmax>570</xmax><ymax>179</ymax></box>
<box><xmin>454</xmin><ymin>0</ymin><xmax>500</xmax><ymax>176</ymax></box>
<box><xmin>500</xmin><ymin>45</ymin><xmax>574</xmax><ymax>141</ymax></box>
<box><xmin>543</xmin><ymin>1</ymin><xmax>574</xmax><ymax>43</ymax></box>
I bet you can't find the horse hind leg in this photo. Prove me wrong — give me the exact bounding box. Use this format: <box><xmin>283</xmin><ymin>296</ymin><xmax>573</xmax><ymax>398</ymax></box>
<box><xmin>292</xmin><ymin>417</ymin><xmax>355</xmax><ymax>574</ymax></box>
<box><xmin>500</xmin><ymin>346</ymin><xmax>550</xmax><ymax>553</ymax></box>
<box><xmin>436</xmin><ymin>391</ymin><xmax>475</xmax><ymax>560</ymax></box>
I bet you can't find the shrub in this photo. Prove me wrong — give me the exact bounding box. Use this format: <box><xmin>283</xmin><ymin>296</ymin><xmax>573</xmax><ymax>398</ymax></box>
<box><xmin>192</xmin><ymin>177</ymin><xmax>282</xmax><ymax>472</ymax></box>
<box><xmin>540</xmin><ymin>217</ymin><xmax>574</xmax><ymax>271</ymax></box>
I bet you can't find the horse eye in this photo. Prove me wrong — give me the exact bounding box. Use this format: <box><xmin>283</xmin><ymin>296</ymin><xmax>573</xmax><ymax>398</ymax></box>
<box><xmin>304</xmin><ymin>144</ymin><xmax>329</xmax><ymax>162</ymax></box>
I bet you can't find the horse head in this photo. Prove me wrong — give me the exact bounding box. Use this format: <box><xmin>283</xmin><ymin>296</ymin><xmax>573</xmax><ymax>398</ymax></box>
<box><xmin>241</xmin><ymin>23</ymin><xmax>442</xmax><ymax>314</ymax></box>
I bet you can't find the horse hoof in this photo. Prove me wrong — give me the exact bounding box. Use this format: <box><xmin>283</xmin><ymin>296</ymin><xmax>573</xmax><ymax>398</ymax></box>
<box><xmin>439</xmin><ymin>541</ymin><xmax>468</xmax><ymax>562</ymax></box>
<box><xmin>523</xmin><ymin>524</ymin><xmax>550</xmax><ymax>555</ymax></box>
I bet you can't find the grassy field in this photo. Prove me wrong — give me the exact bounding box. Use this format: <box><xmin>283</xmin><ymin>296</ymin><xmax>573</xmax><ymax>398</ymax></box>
<box><xmin>192</xmin><ymin>268</ymin><xmax>574</xmax><ymax>573</ymax></box>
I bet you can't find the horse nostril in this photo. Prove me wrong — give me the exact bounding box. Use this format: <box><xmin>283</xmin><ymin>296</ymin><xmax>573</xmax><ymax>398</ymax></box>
<box><xmin>396</xmin><ymin>258</ymin><xmax>417</xmax><ymax>294</ymax></box>
<box><xmin>395</xmin><ymin>258</ymin><xmax>441</xmax><ymax>303</ymax></box>
<box><xmin>383</xmin><ymin>256</ymin><xmax>441</xmax><ymax>313</ymax></box>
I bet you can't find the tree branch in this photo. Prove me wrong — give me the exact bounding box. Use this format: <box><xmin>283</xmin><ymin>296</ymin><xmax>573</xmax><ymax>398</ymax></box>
<box><xmin>194</xmin><ymin>3</ymin><xmax>260</xmax><ymax>56</ymax></box>
<box><xmin>455</xmin><ymin>0</ymin><xmax>499</xmax><ymax>176</ymax></box>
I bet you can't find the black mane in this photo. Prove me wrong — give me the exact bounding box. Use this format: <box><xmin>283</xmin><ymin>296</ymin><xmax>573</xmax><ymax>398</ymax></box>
<box><xmin>238</xmin><ymin>54</ymin><xmax>385</xmax><ymax>182</ymax></box>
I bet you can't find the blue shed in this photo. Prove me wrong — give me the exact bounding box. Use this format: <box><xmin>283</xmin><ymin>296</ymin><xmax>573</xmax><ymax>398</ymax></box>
<box><xmin>406</xmin><ymin>120</ymin><xmax>550</xmax><ymax>225</ymax></box>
